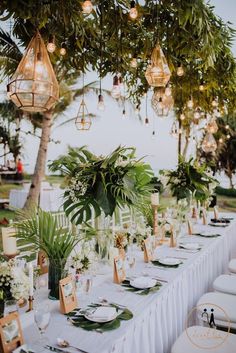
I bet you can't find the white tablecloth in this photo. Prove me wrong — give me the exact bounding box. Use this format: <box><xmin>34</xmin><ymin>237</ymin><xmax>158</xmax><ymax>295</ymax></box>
<box><xmin>19</xmin><ymin>214</ymin><xmax>236</xmax><ymax>353</ymax></box>
<box><xmin>9</xmin><ymin>188</ymin><xmax>64</xmax><ymax>211</ymax></box>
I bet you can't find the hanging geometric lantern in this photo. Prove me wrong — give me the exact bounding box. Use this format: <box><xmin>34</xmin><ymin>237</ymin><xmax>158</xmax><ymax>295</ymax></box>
<box><xmin>151</xmin><ymin>88</ymin><xmax>174</xmax><ymax>117</ymax></box>
<box><xmin>202</xmin><ymin>133</ymin><xmax>217</xmax><ymax>153</ymax></box>
<box><xmin>206</xmin><ymin>118</ymin><xmax>218</xmax><ymax>134</ymax></box>
<box><xmin>7</xmin><ymin>31</ymin><xmax>59</xmax><ymax>113</ymax></box>
<box><xmin>145</xmin><ymin>44</ymin><xmax>171</xmax><ymax>87</ymax></box>
<box><xmin>170</xmin><ymin>121</ymin><xmax>179</xmax><ymax>138</ymax></box>
<box><xmin>75</xmin><ymin>99</ymin><xmax>92</xmax><ymax>131</ymax></box>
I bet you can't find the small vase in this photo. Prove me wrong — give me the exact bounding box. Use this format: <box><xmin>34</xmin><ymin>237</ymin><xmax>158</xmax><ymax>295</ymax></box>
<box><xmin>0</xmin><ymin>300</ymin><xmax>4</xmax><ymax>318</ymax></box>
<box><xmin>48</xmin><ymin>258</ymin><xmax>68</xmax><ymax>300</ymax></box>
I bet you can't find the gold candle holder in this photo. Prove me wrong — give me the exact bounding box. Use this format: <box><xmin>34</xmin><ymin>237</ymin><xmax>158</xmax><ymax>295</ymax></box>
<box><xmin>26</xmin><ymin>296</ymin><xmax>34</xmax><ymax>312</ymax></box>
<box><xmin>152</xmin><ymin>205</ymin><xmax>158</xmax><ymax>236</ymax></box>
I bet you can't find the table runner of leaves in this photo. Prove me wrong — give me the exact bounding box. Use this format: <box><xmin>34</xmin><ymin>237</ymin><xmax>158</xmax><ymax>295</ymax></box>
<box><xmin>66</xmin><ymin>304</ymin><xmax>133</xmax><ymax>332</ymax></box>
<box><xmin>151</xmin><ymin>260</ymin><xmax>183</xmax><ymax>268</ymax></box>
<box><xmin>121</xmin><ymin>279</ymin><xmax>162</xmax><ymax>295</ymax></box>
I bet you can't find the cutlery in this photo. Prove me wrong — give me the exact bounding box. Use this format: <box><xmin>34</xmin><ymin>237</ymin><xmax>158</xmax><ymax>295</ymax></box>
<box><xmin>174</xmin><ymin>248</ymin><xmax>199</xmax><ymax>254</ymax></box>
<box><xmin>151</xmin><ymin>277</ymin><xmax>169</xmax><ymax>283</ymax></box>
<box><xmin>45</xmin><ymin>345</ymin><xmax>71</xmax><ymax>353</ymax></box>
<box><xmin>98</xmin><ymin>298</ymin><xmax>127</xmax><ymax>309</ymax></box>
<box><xmin>168</xmin><ymin>256</ymin><xmax>188</xmax><ymax>260</ymax></box>
<box><xmin>57</xmin><ymin>338</ymin><xmax>89</xmax><ymax>353</ymax></box>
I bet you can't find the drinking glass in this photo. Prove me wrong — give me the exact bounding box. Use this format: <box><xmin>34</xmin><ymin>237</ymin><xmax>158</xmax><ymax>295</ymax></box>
<box><xmin>126</xmin><ymin>254</ymin><xmax>136</xmax><ymax>277</ymax></box>
<box><xmin>31</xmin><ymin>304</ymin><xmax>51</xmax><ymax>352</ymax></box>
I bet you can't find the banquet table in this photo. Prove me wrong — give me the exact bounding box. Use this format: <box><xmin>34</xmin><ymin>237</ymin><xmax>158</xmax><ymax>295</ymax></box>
<box><xmin>18</xmin><ymin>214</ymin><xmax>236</xmax><ymax>353</ymax></box>
<box><xmin>9</xmin><ymin>187</ymin><xmax>64</xmax><ymax>211</ymax></box>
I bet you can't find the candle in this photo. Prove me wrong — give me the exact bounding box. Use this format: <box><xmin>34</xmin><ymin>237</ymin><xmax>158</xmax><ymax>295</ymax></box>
<box><xmin>151</xmin><ymin>192</ymin><xmax>159</xmax><ymax>206</ymax></box>
<box><xmin>28</xmin><ymin>263</ymin><xmax>34</xmax><ymax>296</ymax></box>
<box><xmin>2</xmin><ymin>231</ymin><xmax>17</xmax><ymax>255</ymax></box>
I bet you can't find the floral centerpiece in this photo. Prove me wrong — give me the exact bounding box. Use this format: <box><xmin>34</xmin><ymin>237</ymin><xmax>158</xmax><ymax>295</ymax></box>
<box><xmin>72</xmin><ymin>241</ymin><xmax>96</xmax><ymax>274</ymax></box>
<box><xmin>114</xmin><ymin>231</ymin><xmax>128</xmax><ymax>259</ymax></box>
<box><xmin>49</xmin><ymin>146</ymin><xmax>153</xmax><ymax>225</ymax></box>
<box><xmin>160</xmin><ymin>157</ymin><xmax>218</xmax><ymax>204</ymax></box>
<box><xmin>0</xmin><ymin>259</ymin><xmax>29</xmax><ymax>315</ymax></box>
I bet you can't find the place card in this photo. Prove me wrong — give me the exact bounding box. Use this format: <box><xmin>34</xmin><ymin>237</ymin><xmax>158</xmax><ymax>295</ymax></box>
<box><xmin>59</xmin><ymin>275</ymin><xmax>78</xmax><ymax>314</ymax></box>
<box><xmin>37</xmin><ymin>250</ymin><xmax>48</xmax><ymax>275</ymax></box>
<box><xmin>143</xmin><ymin>238</ymin><xmax>153</xmax><ymax>262</ymax></box>
<box><xmin>113</xmin><ymin>256</ymin><xmax>126</xmax><ymax>284</ymax></box>
<box><xmin>187</xmin><ymin>220</ymin><xmax>193</xmax><ymax>235</ymax></box>
<box><xmin>0</xmin><ymin>312</ymin><xmax>24</xmax><ymax>353</ymax></box>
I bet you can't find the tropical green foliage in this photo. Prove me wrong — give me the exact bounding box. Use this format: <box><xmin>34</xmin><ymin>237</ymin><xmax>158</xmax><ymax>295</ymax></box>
<box><xmin>49</xmin><ymin>146</ymin><xmax>153</xmax><ymax>224</ymax></box>
<box><xmin>161</xmin><ymin>157</ymin><xmax>218</xmax><ymax>202</ymax></box>
<box><xmin>15</xmin><ymin>209</ymin><xmax>80</xmax><ymax>260</ymax></box>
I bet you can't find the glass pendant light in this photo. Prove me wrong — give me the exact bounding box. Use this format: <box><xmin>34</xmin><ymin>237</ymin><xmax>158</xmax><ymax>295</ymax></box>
<box><xmin>145</xmin><ymin>43</ymin><xmax>171</xmax><ymax>87</ymax></box>
<box><xmin>151</xmin><ymin>88</ymin><xmax>174</xmax><ymax>117</ymax></box>
<box><xmin>206</xmin><ymin>118</ymin><xmax>218</xmax><ymax>134</ymax></box>
<box><xmin>144</xmin><ymin>117</ymin><xmax>149</xmax><ymax>126</ymax></box>
<box><xmin>111</xmin><ymin>75</ymin><xmax>121</xmax><ymax>99</ymax></box>
<box><xmin>82</xmin><ymin>1</ymin><xmax>93</xmax><ymax>14</ymax></box>
<box><xmin>97</xmin><ymin>94</ymin><xmax>105</xmax><ymax>111</ymax></box>
<box><xmin>75</xmin><ymin>99</ymin><xmax>92</xmax><ymax>130</ymax></box>
<box><xmin>7</xmin><ymin>31</ymin><xmax>59</xmax><ymax>112</ymax></box>
<box><xmin>129</xmin><ymin>1</ymin><xmax>138</xmax><ymax>20</ymax></box>
<box><xmin>47</xmin><ymin>35</ymin><xmax>56</xmax><ymax>53</ymax></box>
<box><xmin>202</xmin><ymin>133</ymin><xmax>217</xmax><ymax>153</ymax></box>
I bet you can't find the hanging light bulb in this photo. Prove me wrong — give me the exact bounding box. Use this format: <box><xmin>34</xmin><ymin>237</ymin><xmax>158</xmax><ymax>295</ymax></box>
<box><xmin>212</xmin><ymin>98</ymin><xmax>218</xmax><ymax>107</ymax></box>
<box><xmin>145</xmin><ymin>117</ymin><xmax>149</xmax><ymax>126</ymax></box>
<box><xmin>97</xmin><ymin>94</ymin><xmax>105</xmax><ymax>111</ymax></box>
<box><xmin>130</xmin><ymin>57</ymin><xmax>138</xmax><ymax>68</ymax></box>
<box><xmin>118</xmin><ymin>75</ymin><xmax>124</xmax><ymax>89</ymax></box>
<box><xmin>187</xmin><ymin>96</ymin><xmax>194</xmax><ymax>109</ymax></box>
<box><xmin>122</xmin><ymin>109</ymin><xmax>127</xmax><ymax>120</ymax></box>
<box><xmin>135</xmin><ymin>106</ymin><xmax>140</xmax><ymax>115</ymax></box>
<box><xmin>129</xmin><ymin>0</ymin><xmax>138</xmax><ymax>20</ymax></box>
<box><xmin>82</xmin><ymin>0</ymin><xmax>93</xmax><ymax>14</ymax></box>
<box><xmin>7</xmin><ymin>31</ymin><xmax>59</xmax><ymax>112</ymax></box>
<box><xmin>219</xmin><ymin>138</ymin><xmax>223</xmax><ymax>144</ymax></box>
<box><xmin>165</xmin><ymin>84</ymin><xmax>172</xmax><ymax>97</ymax></box>
<box><xmin>176</xmin><ymin>65</ymin><xmax>184</xmax><ymax>77</ymax></box>
<box><xmin>47</xmin><ymin>35</ymin><xmax>56</xmax><ymax>53</ymax></box>
<box><xmin>227</xmin><ymin>134</ymin><xmax>231</xmax><ymax>139</ymax></box>
<box><xmin>60</xmin><ymin>47</ymin><xmax>66</xmax><ymax>56</ymax></box>
<box><xmin>202</xmin><ymin>133</ymin><xmax>217</xmax><ymax>153</ymax></box>
<box><xmin>145</xmin><ymin>44</ymin><xmax>171</xmax><ymax>87</ymax></box>
<box><xmin>199</xmin><ymin>81</ymin><xmax>205</xmax><ymax>91</ymax></box>
<box><xmin>180</xmin><ymin>113</ymin><xmax>185</xmax><ymax>121</ymax></box>
<box><xmin>225</xmin><ymin>124</ymin><xmax>230</xmax><ymax>130</ymax></box>
<box><xmin>206</xmin><ymin>118</ymin><xmax>218</xmax><ymax>134</ymax></box>
<box><xmin>111</xmin><ymin>75</ymin><xmax>121</xmax><ymax>99</ymax></box>
<box><xmin>194</xmin><ymin>109</ymin><xmax>201</xmax><ymax>120</ymax></box>
<box><xmin>152</xmin><ymin>130</ymin><xmax>156</xmax><ymax>139</ymax></box>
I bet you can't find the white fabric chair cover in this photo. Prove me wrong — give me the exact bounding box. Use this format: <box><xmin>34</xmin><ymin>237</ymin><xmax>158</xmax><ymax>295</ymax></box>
<box><xmin>197</xmin><ymin>292</ymin><xmax>236</xmax><ymax>329</ymax></box>
<box><xmin>229</xmin><ymin>259</ymin><xmax>236</xmax><ymax>274</ymax></box>
<box><xmin>213</xmin><ymin>274</ymin><xmax>236</xmax><ymax>295</ymax></box>
<box><xmin>171</xmin><ymin>326</ymin><xmax>236</xmax><ymax>353</ymax></box>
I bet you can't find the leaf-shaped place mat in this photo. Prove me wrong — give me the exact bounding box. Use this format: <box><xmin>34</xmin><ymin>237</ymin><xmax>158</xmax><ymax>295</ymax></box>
<box><xmin>121</xmin><ymin>279</ymin><xmax>162</xmax><ymax>295</ymax></box>
<box><xmin>66</xmin><ymin>305</ymin><xmax>133</xmax><ymax>332</ymax></box>
<box><xmin>151</xmin><ymin>260</ymin><xmax>182</xmax><ymax>268</ymax></box>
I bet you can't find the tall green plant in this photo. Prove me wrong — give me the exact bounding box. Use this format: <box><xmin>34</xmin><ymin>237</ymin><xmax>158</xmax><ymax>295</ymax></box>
<box><xmin>49</xmin><ymin>146</ymin><xmax>153</xmax><ymax>225</ymax></box>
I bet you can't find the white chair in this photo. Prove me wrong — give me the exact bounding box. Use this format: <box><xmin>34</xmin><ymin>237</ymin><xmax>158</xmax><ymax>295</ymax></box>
<box><xmin>213</xmin><ymin>274</ymin><xmax>236</xmax><ymax>295</ymax></box>
<box><xmin>229</xmin><ymin>259</ymin><xmax>236</xmax><ymax>274</ymax></box>
<box><xmin>197</xmin><ymin>292</ymin><xmax>236</xmax><ymax>329</ymax></box>
<box><xmin>171</xmin><ymin>325</ymin><xmax>236</xmax><ymax>353</ymax></box>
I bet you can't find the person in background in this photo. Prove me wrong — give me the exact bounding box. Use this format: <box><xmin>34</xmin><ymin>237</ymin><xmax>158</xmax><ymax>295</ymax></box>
<box><xmin>16</xmin><ymin>158</ymin><xmax>24</xmax><ymax>181</ymax></box>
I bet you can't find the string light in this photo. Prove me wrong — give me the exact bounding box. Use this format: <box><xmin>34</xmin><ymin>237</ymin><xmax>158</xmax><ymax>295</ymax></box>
<box><xmin>219</xmin><ymin>138</ymin><xmax>223</xmax><ymax>143</ymax></box>
<box><xmin>130</xmin><ymin>57</ymin><xmax>138</xmax><ymax>68</ymax></box>
<box><xmin>60</xmin><ymin>47</ymin><xmax>66</xmax><ymax>56</ymax></box>
<box><xmin>227</xmin><ymin>134</ymin><xmax>231</xmax><ymax>139</ymax></box>
<box><xmin>176</xmin><ymin>65</ymin><xmax>184</xmax><ymax>77</ymax></box>
<box><xmin>187</xmin><ymin>96</ymin><xmax>194</xmax><ymax>109</ymax></box>
<box><xmin>145</xmin><ymin>117</ymin><xmax>149</xmax><ymax>126</ymax></box>
<box><xmin>129</xmin><ymin>0</ymin><xmax>138</xmax><ymax>20</ymax></box>
<box><xmin>97</xmin><ymin>94</ymin><xmax>105</xmax><ymax>111</ymax></box>
<box><xmin>212</xmin><ymin>98</ymin><xmax>219</xmax><ymax>107</ymax></box>
<box><xmin>152</xmin><ymin>130</ymin><xmax>156</xmax><ymax>139</ymax></box>
<box><xmin>194</xmin><ymin>109</ymin><xmax>201</xmax><ymax>120</ymax></box>
<box><xmin>225</xmin><ymin>124</ymin><xmax>230</xmax><ymax>130</ymax></box>
<box><xmin>199</xmin><ymin>81</ymin><xmax>205</xmax><ymax>91</ymax></box>
<box><xmin>180</xmin><ymin>113</ymin><xmax>185</xmax><ymax>121</ymax></box>
<box><xmin>111</xmin><ymin>75</ymin><xmax>121</xmax><ymax>99</ymax></box>
<box><xmin>82</xmin><ymin>0</ymin><xmax>93</xmax><ymax>14</ymax></box>
<box><xmin>165</xmin><ymin>84</ymin><xmax>172</xmax><ymax>97</ymax></box>
<box><xmin>47</xmin><ymin>35</ymin><xmax>56</xmax><ymax>53</ymax></box>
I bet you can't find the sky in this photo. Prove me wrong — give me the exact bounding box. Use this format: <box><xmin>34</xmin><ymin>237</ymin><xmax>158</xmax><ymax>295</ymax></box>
<box><xmin>0</xmin><ymin>0</ymin><xmax>235</xmax><ymax>175</ymax></box>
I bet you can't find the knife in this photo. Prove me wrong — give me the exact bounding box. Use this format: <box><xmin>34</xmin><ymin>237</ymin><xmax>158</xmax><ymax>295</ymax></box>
<box><xmin>45</xmin><ymin>345</ymin><xmax>71</xmax><ymax>353</ymax></box>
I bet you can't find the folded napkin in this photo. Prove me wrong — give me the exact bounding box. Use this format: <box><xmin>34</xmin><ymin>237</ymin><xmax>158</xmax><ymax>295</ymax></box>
<box><xmin>88</xmin><ymin>307</ymin><xmax>116</xmax><ymax>320</ymax></box>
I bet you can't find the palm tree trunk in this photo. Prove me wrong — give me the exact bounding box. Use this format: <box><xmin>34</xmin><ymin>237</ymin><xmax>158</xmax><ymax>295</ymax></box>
<box><xmin>23</xmin><ymin>110</ymin><xmax>53</xmax><ymax>210</ymax></box>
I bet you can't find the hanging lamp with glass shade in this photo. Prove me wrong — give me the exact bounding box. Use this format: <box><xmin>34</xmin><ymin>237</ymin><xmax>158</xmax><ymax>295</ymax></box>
<box><xmin>202</xmin><ymin>133</ymin><xmax>217</xmax><ymax>153</ymax></box>
<box><xmin>145</xmin><ymin>43</ymin><xmax>171</xmax><ymax>87</ymax></box>
<box><xmin>170</xmin><ymin>121</ymin><xmax>178</xmax><ymax>138</ymax></box>
<box><xmin>75</xmin><ymin>99</ymin><xmax>91</xmax><ymax>131</ymax></box>
<box><xmin>7</xmin><ymin>31</ymin><xmax>59</xmax><ymax>112</ymax></box>
<box><xmin>151</xmin><ymin>88</ymin><xmax>174</xmax><ymax>117</ymax></box>
<box><xmin>206</xmin><ymin>117</ymin><xmax>218</xmax><ymax>134</ymax></box>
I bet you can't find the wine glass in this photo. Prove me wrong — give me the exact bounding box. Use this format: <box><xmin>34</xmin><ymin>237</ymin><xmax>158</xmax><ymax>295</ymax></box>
<box><xmin>126</xmin><ymin>254</ymin><xmax>136</xmax><ymax>277</ymax></box>
<box><xmin>32</xmin><ymin>304</ymin><xmax>51</xmax><ymax>352</ymax></box>
<box><xmin>4</xmin><ymin>299</ymin><xmax>18</xmax><ymax>316</ymax></box>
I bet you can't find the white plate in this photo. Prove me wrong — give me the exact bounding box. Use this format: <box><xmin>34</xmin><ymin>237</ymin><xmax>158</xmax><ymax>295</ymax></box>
<box><xmin>209</xmin><ymin>223</ymin><xmax>227</xmax><ymax>227</ymax></box>
<box><xmin>158</xmin><ymin>257</ymin><xmax>182</xmax><ymax>266</ymax></box>
<box><xmin>85</xmin><ymin>307</ymin><xmax>117</xmax><ymax>323</ymax></box>
<box><xmin>200</xmin><ymin>231</ymin><xmax>219</xmax><ymax>237</ymax></box>
<box><xmin>130</xmin><ymin>276</ymin><xmax>157</xmax><ymax>289</ymax></box>
<box><xmin>179</xmin><ymin>243</ymin><xmax>200</xmax><ymax>250</ymax></box>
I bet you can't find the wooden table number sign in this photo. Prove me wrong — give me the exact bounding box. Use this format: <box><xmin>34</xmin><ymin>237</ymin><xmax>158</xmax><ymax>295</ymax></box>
<box><xmin>59</xmin><ymin>275</ymin><xmax>78</xmax><ymax>314</ymax></box>
<box><xmin>113</xmin><ymin>256</ymin><xmax>126</xmax><ymax>284</ymax></box>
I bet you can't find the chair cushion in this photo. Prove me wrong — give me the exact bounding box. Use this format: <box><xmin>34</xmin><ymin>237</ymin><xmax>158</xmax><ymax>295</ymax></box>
<box><xmin>229</xmin><ymin>259</ymin><xmax>236</xmax><ymax>274</ymax></box>
<box><xmin>171</xmin><ymin>326</ymin><xmax>236</xmax><ymax>353</ymax></box>
<box><xmin>213</xmin><ymin>275</ymin><xmax>236</xmax><ymax>295</ymax></box>
<box><xmin>197</xmin><ymin>292</ymin><xmax>236</xmax><ymax>325</ymax></box>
